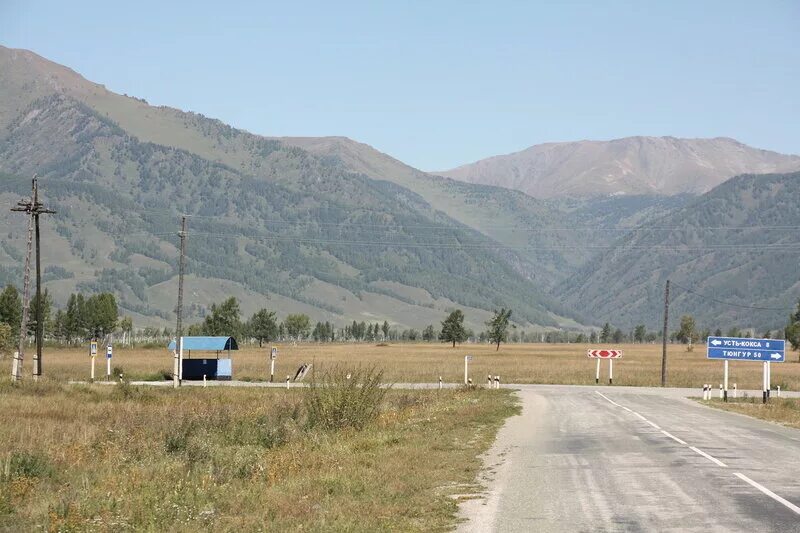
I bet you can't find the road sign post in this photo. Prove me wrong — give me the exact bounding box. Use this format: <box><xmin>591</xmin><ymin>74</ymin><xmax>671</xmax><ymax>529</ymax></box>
<box><xmin>595</xmin><ymin>358</ymin><xmax>600</xmax><ymax>384</ymax></box>
<box><xmin>106</xmin><ymin>344</ymin><xmax>112</xmax><ymax>381</ymax></box>
<box><xmin>464</xmin><ymin>355</ymin><xmax>473</xmax><ymax>385</ymax></box>
<box><xmin>723</xmin><ymin>359</ymin><xmax>729</xmax><ymax>402</ymax></box>
<box><xmin>588</xmin><ymin>349</ymin><xmax>622</xmax><ymax>385</ymax></box>
<box><xmin>89</xmin><ymin>340</ymin><xmax>97</xmax><ymax>382</ymax></box>
<box><xmin>270</xmin><ymin>347</ymin><xmax>277</xmax><ymax>383</ymax></box>
<box><xmin>706</xmin><ymin>337</ymin><xmax>785</xmax><ymax>403</ymax></box>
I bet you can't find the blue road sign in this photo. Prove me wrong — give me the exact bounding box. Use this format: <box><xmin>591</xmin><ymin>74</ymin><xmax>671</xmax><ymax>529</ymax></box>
<box><xmin>706</xmin><ymin>337</ymin><xmax>785</xmax><ymax>362</ymax></box>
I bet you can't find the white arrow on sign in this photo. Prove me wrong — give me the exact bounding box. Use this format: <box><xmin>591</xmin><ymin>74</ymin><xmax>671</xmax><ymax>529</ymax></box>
<box><xmin>710</xmin><ymin>339</ymin><xmax>722</xmax><ymax>346</ymax></box>
<box><xmin>771</xmin><ymin>353</ymin><xmax>782</xmax><ymax>360</ymax></box>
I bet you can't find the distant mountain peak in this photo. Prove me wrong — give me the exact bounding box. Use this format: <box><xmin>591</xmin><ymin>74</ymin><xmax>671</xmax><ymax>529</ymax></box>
<box><xmin>437</xmin><ymin>136</ymin><xmax>800</xmax><ymax>199</ymax></box>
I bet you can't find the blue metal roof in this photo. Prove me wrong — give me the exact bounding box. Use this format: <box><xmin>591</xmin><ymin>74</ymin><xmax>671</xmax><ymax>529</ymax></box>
<box><xmin>167</xmin><ymin>336</ymin><xmax>239</xmax><ymax>351</ymax></box>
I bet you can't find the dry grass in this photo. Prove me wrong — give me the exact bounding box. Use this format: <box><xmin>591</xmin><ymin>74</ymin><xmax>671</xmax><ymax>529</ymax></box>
<box><xmin>0</xmin><ymin>380</ymin><xmax>517</xmax><ymax>531</ymax></box>
<box><xmin>24</xmin><ymin>342</ymin><xmax>800</xmax><ymax>391</ymax></box>
<box><xmin>701</xmin><ymin>397</ymin><xmax>800</xmax><ymax>429</ymax></box>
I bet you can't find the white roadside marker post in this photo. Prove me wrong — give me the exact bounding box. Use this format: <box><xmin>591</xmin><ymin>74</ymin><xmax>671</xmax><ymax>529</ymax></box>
<box><xmin>464</xmin><ymin>355</ymin><xmax>472</xmax><ymax>386</ymax></box>
<box><xmin>496</xmin><ymin>376</ymin><xmax>500</xmax><ymax>389</ymax></box>
<box><xmin>777</xmin><ymin>385</ymin><xmax>781</xmax><ymax>397</ymax></box>
<box><xmin>89</xmin><ymin>340</ymin><xmax>98</xmax><ymax>383</ymax></box>
<box><xmin>487</xmin><ymin>374</ymin><xmax>492</xmax><ymax>386</ymax></box>
<box><xmin>270</xmin><ymin>346</ymin><xmax>277</xmax><ymax>383</ymax></box>
<box><xmin>106</xmin><ymin>345</ymin><xmax>112</xmax><ymax>382</ymax></box>
<box><xmin>286</xmin><ymin>375</ymin><xmax>290</xmax><ymax>390</ymax></box>
<box><xmin>719</xmin><ymin>383</ymin><xmax>723</xmax><ymax>399</ymax></box>
<box><xmin>767</xmin><ymin>361</ymin><xmax>771</xmax><ymax>399</ymax></box>
<box><xmin>203</xmin><ymin>374</ymin><xmax>207</xmax><ymax>387</ymax></box>
<box><xmin>595</xmin><ymin>358</ymin><xmax>600</xmax><ymax>384</ymax></box>
<box><xmin>702</xmin><ymin>384</ymin><xmax>708</xmax><ymax>401</ymax></box>
<box><xmin>762</xmin><ymin>362</ymin><xmax>768</xmax><ymax>404</ymax></box>
<box><xmin>608</xmin><ymin>359</ymin><xmax>613</xmax><ymax>385</ymax></box>
<box><xmin>438</xmin><ymin>376</ymin><xmax>442</xmax><ymax>390</ymax></box>
<box><xmin>733</xmin><ymin>383</ymin><xmax>737</xmax><ymax>399</ymax></box>
<box><xmin>723</xmin><ymin>360</ymin><xmax>729</xmax><ymax>402</ymax></box>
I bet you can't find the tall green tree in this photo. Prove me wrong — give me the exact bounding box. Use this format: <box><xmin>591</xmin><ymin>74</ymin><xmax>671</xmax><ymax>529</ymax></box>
<box><xmin>0</xmin><ymin>285</ymin><xmax>21</xmax><ymax>336</ymax></box>
<box><xmin>65</xmin><ymin>293</ymin><xmax>87</xmax><ymax>341</ymax></box>
<box><xmin>202</xmin><ymin>297</ymin><xmax>241</xmax><ymax>337</ymax></box>
<box><xmin>284</xmin><ymin>313</ymin><xmax>311</xmax><ymax>339</ymax></box>
<box><xmin>486</xmin><ymin>308</ymin><xmax>513</xmax><ymax>351</ymax></box>
<box><xmin>600</xmin><ymin>323</ymin><xmax>611</xmax><ymax>343</ymax></box>
<box><xmin>382</xmin><ymin>320</ymin><xmax>389</xmax><ymax>339</ymax></box>
<box><xmin>676</xmin><ymin>315</ymin><xmax>697</xmax><ymax>344</ymax></box>
<box><xmin>612</xmin><ymin>328</ymin><xmax>624</xmax><ymax>343</ymax></box>
<box><xmin>85</xmin><ymin>293</ymin><xmax>119</xmax><ymax>338</ymax></box>
<box><xmin>0</xmin><ymin>323</ymin><xmax>12</xmax><ymax>356</ymax></box>
<box><xmin>248</xmin><ymin>309</ymin><xmax>278</xmax><ymax>347</ymax></box>
<box><xmin>28</xmin><ymin>288</ymin><xmax>52</xmax><ymax>337</ymax></box>
<box><xmin>422</xmin><ymin>324</ymin><xmax>436</xmax><ymax>342</ymax></box>
<box><xmin>439</xmin><ymin>309</ymin><xmax>467</xmax><ymax>348</ymax></box>
<box><xmin>633</xmin><ymin>324</ymin><xmax>646</xmax><ymax>343</ymax></box>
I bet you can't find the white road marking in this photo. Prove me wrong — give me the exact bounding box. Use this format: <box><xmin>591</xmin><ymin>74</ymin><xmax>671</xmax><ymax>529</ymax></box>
<box><xmin>595</xmin><ymin>391</ymin><xmax>621</xmax><ymax>407</ymax></box>
<box><xmin>660</xmin><ymin>430</ymin><xmax>687</xmax><ymax>445</ymax></box>
<box><xmin>688</xmin><ymin>446</ymin><xmax>727</xmax><ymax>467</ymax></box>
<box><xmin>734</xmin><ymin>473</ymin><xmax>800</xmax><ymax>516</ymax></box>
<box><xmin>597</xmin><ymin>390</ymin><xmax>800</xmax><ymax>516</ymax></box>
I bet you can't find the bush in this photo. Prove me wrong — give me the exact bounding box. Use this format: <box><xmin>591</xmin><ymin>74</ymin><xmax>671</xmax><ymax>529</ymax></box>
<box><xmin>306</xmin><ymin>366</ymin><xmax>388</xmax><ymax>431</ymax></box>
<box><xmin>3</xmin><ymin>451</ymin><xmax>54</xmax><ymax>480</ymax></box>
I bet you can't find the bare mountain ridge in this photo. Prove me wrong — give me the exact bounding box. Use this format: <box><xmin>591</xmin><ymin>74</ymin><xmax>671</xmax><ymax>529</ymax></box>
<box><xmin>438</xmin><ymin>136</ymin><xmax>800</xmax><ymax>198</ymax></box>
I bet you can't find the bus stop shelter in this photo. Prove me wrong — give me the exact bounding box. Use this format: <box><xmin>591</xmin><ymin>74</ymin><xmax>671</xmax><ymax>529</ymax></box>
<box><xmin>167</xmin><ymin>336</ymin><xmax>238</xmax><ymax>380</ymax></box>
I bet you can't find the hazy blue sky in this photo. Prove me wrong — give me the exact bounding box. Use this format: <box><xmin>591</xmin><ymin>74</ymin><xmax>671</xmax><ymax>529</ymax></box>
<box><xmin>2</xmin><ymin>1</ymin><xmax>798</xmax><ymax>170</ymax></box>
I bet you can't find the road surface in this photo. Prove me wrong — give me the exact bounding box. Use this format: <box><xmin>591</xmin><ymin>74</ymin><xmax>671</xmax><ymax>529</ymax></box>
<box><xmin>459</xmin><ymin>385</ymin><xmax>800</xmax><ymax>532</ymax></box>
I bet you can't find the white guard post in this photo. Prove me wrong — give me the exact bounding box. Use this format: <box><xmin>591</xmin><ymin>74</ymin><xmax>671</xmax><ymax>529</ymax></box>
<box><xmin>90</xmin><ymin>340</ymin><xmax>97</xmax><ymax>382</ymax></box>
<box><xmin>595</xmin><ymin>358</ymin><xmax>600</xmax><ymax>384</ymax></box>
<box><xmin>608</xmin><ymin>359</ymin><xmax>613</xmax><ymax>385</ymax></box>
<box><xmin>270</xmin><ymin>346</ymin><xmax>277</xmax><ymax>383</ymax></box>
<box><xmin>723</xmin><ymin>360</ymin><xmax>729</xmax><ymax>402</ymax></box>
<box><xmin>106</xmin><ymin>345</ymin><xmax>112</xmax><ymax>381</ymax></box>
<box><xmin>762</xmin><ymin>362</ymin><xmax>767</xmax><ymax>403</ymax></box>
<box><xmin>172</xmin><ymin>337</ymin><xmax>180</xmax><ymax>388</ymax></box>
<box><xmin>178</xmin><ymin>337</ymin><xmax>184</xmax><ymax>383</ymax></box>
<box><xmin>464</xmin><ymin>355</ymin><xmax>472</xmax><ymax>385</ymax></box>
<box><xmin>767</xmin><ymin>361</ymin><xmax>771</xmax><ymax>398</ymax></box>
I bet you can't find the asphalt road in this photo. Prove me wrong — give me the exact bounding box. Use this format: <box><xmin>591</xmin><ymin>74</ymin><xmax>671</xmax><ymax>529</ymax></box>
<box><xmin>459</xmin><ymin>385</ymin><xmax>800</xmax><ymax>532</ymax></box>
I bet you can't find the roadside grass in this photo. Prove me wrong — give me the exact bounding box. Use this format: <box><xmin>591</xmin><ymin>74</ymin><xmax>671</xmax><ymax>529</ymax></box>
<box><xmin>0</xmin><ymin>378</ymin><xmax>517</xmax><ymax>531</ymax></box>
<box><xmin>700</xmin><ymin>397</ymin><xmax>800</xmax><ymax>429</ymax></box>
<box><xmin>27</xmin><ymin>342</ymin><xmax>800</xmax><ymax>391</ymax></box>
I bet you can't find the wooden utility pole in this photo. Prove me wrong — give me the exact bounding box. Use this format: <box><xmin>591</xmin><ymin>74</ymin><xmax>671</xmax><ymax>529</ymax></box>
<box><xmin>10</xmin><ymin>177</ymin><xmax>55</xmax><ymax>381</ymax></box>
<box><xmin>660</xmin><ymin>279</ymin><xmax>670</xmax><ymax>387</ymax></box>
<box><xmin>175</xmin><ymin>216</ymin><xmax>188</xmax><ymax>340</ymax></box>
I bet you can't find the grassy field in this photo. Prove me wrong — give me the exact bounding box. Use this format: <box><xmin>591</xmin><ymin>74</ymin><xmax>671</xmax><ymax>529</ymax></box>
<box><xmin>701</xmin><ymin>397</ymin><xmax>800</xmax><ymax>429</ymax></box>
<box><xmin>20</xmin><ymin>342</ymin><xmax>800</xmax><ymax>391</ymax></box>
<box><xmin>0</xmin><ymin>379</ymin><xmax>517</xmax><ymax>531</ymax></box>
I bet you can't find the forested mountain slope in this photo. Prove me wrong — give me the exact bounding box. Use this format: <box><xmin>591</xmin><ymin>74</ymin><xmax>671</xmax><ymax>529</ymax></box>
<box><xmin>0</xmin><ymin>86</ymin><xmax>577</xmax><ymax>330</ymax></box>
<box><xmin>556</xmin><ymin>171</ymin><xmax>800</xmax><ymax>330</ymax></box>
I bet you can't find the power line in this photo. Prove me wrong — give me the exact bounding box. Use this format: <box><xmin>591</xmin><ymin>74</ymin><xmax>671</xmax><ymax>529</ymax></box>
<box><xmin>671</xmin><ymin>282</ymin><xmax>795</xmax><ymax>312</ymax></box>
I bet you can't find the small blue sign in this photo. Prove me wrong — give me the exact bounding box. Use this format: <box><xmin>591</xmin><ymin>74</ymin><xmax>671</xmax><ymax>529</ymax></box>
<box><xmin>106</xmin><ymin>345</ymin><xmax>113</xmax><ymax>359</ymax></box>
<box><xmin>706</xmin><ymin>337</ymin><xmax>785</xmax><ymax>362</ymax></box>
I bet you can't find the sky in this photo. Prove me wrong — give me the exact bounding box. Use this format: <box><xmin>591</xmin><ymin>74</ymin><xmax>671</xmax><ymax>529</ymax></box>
<box><xmin>1</xmin><ymin>0</ymin><xmax>798</xmax><ymax>170</ymax></box>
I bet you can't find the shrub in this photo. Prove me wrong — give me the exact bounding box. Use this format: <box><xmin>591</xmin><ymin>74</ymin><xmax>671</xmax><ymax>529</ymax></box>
<box><xmin>305</xmin><ymin>366</ymin><xmax>388</xmax><ymax>431</ymax></box>
<box><xmin>3</xmin><ymin>451</ymin><xmax>54</xmax><ymax>480</ymax></box>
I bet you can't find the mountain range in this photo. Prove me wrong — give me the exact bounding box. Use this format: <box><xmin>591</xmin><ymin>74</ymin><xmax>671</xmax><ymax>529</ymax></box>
<box><xmin>438</xmin><ymin>136</ymin><xmax>800</xmax><ymax>198</ymax></box>
<box><xmin>1</xmin><ymin>45</ymin><xmax>799</xmax><ymax>333</ymax></box>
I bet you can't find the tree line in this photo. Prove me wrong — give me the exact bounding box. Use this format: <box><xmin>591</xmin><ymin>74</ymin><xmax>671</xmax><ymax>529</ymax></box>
<box><xmin>0</xmin><ymin>285</ymin><xmax>120</xmax><ymax>346</ymax></box>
